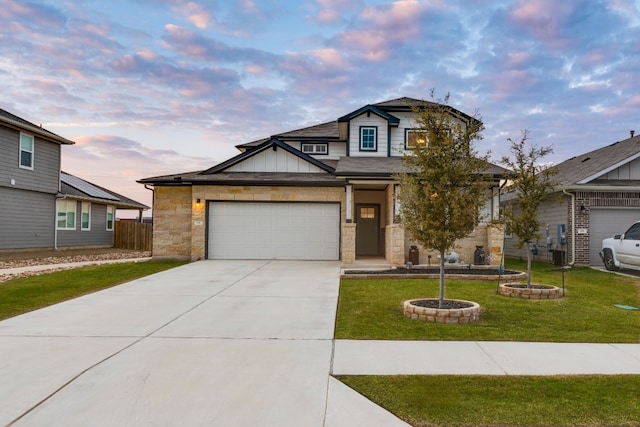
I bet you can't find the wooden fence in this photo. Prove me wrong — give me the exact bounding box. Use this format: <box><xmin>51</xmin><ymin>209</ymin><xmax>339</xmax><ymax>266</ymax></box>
<box><xmin>114</xmin><ymin>221</ymin><xmax>153</xmax><ymax>251</ymax></box>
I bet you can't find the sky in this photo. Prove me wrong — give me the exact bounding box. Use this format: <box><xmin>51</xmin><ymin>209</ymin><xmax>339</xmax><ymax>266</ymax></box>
<box><xmin>3</xmin><ymin>0</ymin><xmax>640</xmax><ymax>217</ymax></box>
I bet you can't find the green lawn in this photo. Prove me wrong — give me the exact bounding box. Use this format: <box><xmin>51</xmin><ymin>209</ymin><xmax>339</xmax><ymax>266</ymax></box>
<box><xmin>0</xmin><ymin>260</ymin><xmax>186</xmax><ymax>320</ymax></box>
<box><xmin>336</xmin><ymin>260</ymin><xmax>640</xmax><ymax>426</ymax></box>
<box><xmin>339</xmin><ymin>374</ymin><xmax>640</xmax><ymax>427</ymax></box>
<box><xmin>336</xmin><ymin>259</ymin><xmax>640</xmax><ymax>342</ymax></box>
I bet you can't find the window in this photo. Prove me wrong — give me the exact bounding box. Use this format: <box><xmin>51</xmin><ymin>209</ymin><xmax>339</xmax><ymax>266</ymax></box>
<box><xmin>360</xmin><ymin>207</ymin><xmax>375</xmax><ymax>219</ymax></box>
<box><xmin>106</xmin><ymin>206</ymin><xmax>114</xmax><ymax>231</ymax></box>
<box><xmin>19</xmin><ymin>133</ymin><xmax>34</xmax><ymax>169</ymax></box>
<box><xmin>81</xmin><ymin>202</ymin><xmax>91</xmax><ymax>231</ymax></box>
<box><xmin>360</xmin><ymin>127</ymin><xmax>377</xmax><ymax>151</ymax></box>
<box><xmin>405</xmin><ymin>129</ymin><xmax>428</xmax><ymax>149</ymax></box>
<box><xmin>301</xmin><ymin>143</ymin><xmax>328</xmax><ymax>155</ymax></box>
<box><xmin>624</xmin><ymin>223</ymin><xmax>640</xmax><ymax>240</ymax></box>
<box><xmin>57</xmin><ymin>200</ymin><xmax>76</xmax><ymax>230</ymax></box>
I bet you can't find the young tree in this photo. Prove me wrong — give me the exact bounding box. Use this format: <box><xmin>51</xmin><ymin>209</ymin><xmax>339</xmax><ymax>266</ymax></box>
<box><xmin>396</xmin><ymin>92</ymin><xmax>491</xmax><ymax>308</ymax></box>
<box><xmin>500</xmin><ymin>130</ymin><xmax>557</xmax><ymax>288</ymax></box>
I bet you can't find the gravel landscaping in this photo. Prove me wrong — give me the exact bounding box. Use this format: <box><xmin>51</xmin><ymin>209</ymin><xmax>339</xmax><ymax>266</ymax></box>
<box><xmin>0</xmin><ymin>248</ymin><xmax>151</xmax><ymax>283</ymax></box>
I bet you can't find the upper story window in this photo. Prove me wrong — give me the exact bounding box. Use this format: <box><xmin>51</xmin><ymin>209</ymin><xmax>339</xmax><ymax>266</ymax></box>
<box><xmin>405</xmin><ymin>129</ymin><xmax>428</xmax><ymax>149</ymax></box>
<box><xmin>57</xmin><ymin>199</ymin><xmax>76</xmax><ymax>230</ymax></box>
<box><xmin>360</xmin><ymin>126</ymin><xmax>377</xmax><ymax>151</ymax></box>
<box><xmin>19</xmin><ymin>133</ymin><xmax>34</xmax><ymax>169</ymax></box>
<box><xmin>81</xmin><ymin>202</ymin><xmax>91</xmax><ymax>231</ymax></box>
<box><xmin>301</xmin><ymin>143</ymin><xmax>328</xmax><ymax>155</ymax></box>
<box><xmin>106</xmin><ymin>206</ymin><xmax>114</xmax><ymax>231</ymax></box>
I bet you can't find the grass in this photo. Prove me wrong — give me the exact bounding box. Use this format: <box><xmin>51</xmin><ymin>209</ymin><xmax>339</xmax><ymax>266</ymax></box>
<box><xmin>336</xmin><ymin>259</ymin><xmax>640</xmax><ymax>426</ymax></box>
<box><xmin>0</xmin><ymin>260</ymin><xmax>186</xmax><ymax>320</ymax></box>
<box><xmin>338</xmin><ymin>374</ymin><xmax>640</xmax><ymax>427</ymax></box>
<box><xmin>336</xmin><ymin>259</ymin><xmax>640</xmax><ymax>342</ymax></box>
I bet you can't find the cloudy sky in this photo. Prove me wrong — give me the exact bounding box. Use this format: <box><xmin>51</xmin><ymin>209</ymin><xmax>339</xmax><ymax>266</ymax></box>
<box><xmin>3</xmin><ymin>0</ymin><xmax>640</xmax><ymax>215</ymax></box>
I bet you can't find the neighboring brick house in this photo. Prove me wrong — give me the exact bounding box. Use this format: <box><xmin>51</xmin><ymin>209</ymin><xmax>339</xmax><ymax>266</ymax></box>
<box><xmin>139</xmin><ymin>97</ymin><xmax>506</xmax><ymax>264</ymax></box>
<box><xmin>0</xmin><ymin>108</ymin><xmax>148</xmax><ymax>251</ymax></box>
<box><xmin>502</xmin><ymin>131</ymin><xmax>640</xmax><ymax>266</ymax></box>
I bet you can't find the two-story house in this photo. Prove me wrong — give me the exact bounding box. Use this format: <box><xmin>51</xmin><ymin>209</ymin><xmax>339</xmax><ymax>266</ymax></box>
<box><xmin>0</xmin><ymin>108</ymin><xmax>148</xmax><ymax>251</ymax></box>
<box><xmin>138</xmin><ymin>97</ymin><xmax>506</xmax><ymax>264</ymax></box>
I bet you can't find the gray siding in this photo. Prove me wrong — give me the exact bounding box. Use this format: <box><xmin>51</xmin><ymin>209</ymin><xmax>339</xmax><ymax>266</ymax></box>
<box><xmin>0</xmin><ymin>186</ymin><xmax>55</xmax><ymax>249</ymax></box>
<box><xmin>57</xmin><ymin>202</ymin><xmax>114</xmax><ymax>247</ymax></box>
<box><xmin>504</xmin><ymin>196</ymin><xmax>569</xmax><ymax>262</ymax></box>
<box><xmin>0</xmin><ymin>125</ymin><xmax>61</xmax><ymax>194</ymax></box>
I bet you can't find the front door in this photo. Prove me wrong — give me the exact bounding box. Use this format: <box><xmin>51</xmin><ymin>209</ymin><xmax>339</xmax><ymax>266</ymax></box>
<box><xmin>356</xmin><ymin>204</ymin><xmax>380</xmax><ymax>256</ymax></box>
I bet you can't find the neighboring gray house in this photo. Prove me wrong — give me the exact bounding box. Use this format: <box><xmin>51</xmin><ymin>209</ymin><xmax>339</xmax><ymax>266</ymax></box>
<box><xmin>503</xmin><ymin>131</ymin><xmax>640</xmax><ymax>266</ymax></box>
<box><xmin>0</xmin><ymin>108</ymin><xmax>148</xmax><ymax>251</ymax></box>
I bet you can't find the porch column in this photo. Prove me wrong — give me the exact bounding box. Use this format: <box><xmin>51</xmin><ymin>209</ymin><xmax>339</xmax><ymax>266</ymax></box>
<box><xmin>393</xmin><ymin>184</ymin><xmax>401</xmax><ymax>222</ymax></box>
<box><xmin>345</xmin><ymin>184</ymin><xmax>353</xmax><ymax>223</ymax></box>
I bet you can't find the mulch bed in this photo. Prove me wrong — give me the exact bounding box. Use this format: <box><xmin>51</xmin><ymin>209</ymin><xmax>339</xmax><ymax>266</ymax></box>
<box><xmin>345</xmin><ymin>267</ymin><xmax>518</xmax><ymax>276</ymax></box>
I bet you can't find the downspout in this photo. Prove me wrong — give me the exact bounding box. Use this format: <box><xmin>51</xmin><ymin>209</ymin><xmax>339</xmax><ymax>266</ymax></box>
<box><xmin>562</xmin><ymin>189</ymin><xmax>576</xmax><ymax>266</ymax></box>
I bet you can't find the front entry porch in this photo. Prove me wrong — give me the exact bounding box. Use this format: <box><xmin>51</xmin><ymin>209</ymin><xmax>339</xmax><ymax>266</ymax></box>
<box><xmin>341</xmin><ymin>182</ymin><xmax>406</xmax><ymax>266</ymax></box>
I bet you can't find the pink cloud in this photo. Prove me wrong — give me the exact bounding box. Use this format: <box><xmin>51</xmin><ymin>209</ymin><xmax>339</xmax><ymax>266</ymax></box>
<box><xmin>176</xmin><ymin>1</ymin><xmax>215</xmax><ymax>29</ymax></box>
<box><xmin>509</xmin><ymin>0</ymin><xmax>573</xmax><ymax>48</ymax></box>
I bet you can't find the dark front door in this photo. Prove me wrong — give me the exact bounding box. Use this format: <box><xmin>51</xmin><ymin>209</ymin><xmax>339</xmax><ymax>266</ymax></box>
<box><xmin>356</xmin><ymin>204</ymin><xmax>380</xmax><ymax>256</ymax></box>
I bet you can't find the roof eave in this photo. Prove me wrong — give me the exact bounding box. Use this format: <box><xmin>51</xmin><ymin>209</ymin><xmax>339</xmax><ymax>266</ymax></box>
<box><xmin>0</xmin><ymin>115</ymin><xmax>75</xmax><ymax>145</ymax></box>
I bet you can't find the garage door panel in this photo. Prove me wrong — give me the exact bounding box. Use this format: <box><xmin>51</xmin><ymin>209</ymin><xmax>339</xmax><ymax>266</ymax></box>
<box><xmin>208</xmin><ymin>202</ymin><xmax>340</xmax><ymax>260</ymax></box>
<box><xmin>589</xmin><ymin>208</ymin><xmax>640</xmax><ymax>265</ymax></box>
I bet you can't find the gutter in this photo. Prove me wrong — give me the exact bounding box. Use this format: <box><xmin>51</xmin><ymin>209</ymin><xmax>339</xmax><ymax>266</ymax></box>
<box><xmin>562</xmin><ymin>189</ymin><xmax>576</xmax><ymax>266</ymax></box>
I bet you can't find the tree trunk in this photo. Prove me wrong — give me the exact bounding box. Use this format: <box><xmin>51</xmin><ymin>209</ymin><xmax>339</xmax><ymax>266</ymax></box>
<box><xmin>439</xmin><ymin>249</ymin><xmax>446</xmax><ymax>308</ymax></box>
<box><xmin>526</xmin><ymin>241</ymin><xmax>532</xmax><ymax>288</ymax></box>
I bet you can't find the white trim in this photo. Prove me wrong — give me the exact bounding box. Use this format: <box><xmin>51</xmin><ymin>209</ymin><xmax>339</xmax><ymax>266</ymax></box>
<box><xmin>106</xmin><ymin>205</ymin><xmax>114</xmax><ymax>231</ymax></box>
<box><xmin>19</xmin><ymin>132</ymin><xmax>34</xmax><ymax>170</ymax></box>
<box><xmin>81</xmin><ymin>202</ymin><xmax>91</xmax><ymax>231</ymax></box>
<box><xmin>577</xmin><ymin>151</ymin><xmax>640</xmax><ymax>184</ymax></box>
<box><xmin>56</xmin><ymin>199</ymin><xmax>76</xmax><ymax>230</ymax></box>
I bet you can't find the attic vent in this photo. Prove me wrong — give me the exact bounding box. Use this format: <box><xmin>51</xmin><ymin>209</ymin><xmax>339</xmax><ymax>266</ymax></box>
<box><xmin>581</xmin><ymin>157</ymin><xmax>591</xmax><ymax>163</ymax></box>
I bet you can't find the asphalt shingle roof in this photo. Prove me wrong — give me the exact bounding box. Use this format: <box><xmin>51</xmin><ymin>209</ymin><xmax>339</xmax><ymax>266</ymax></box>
<box><xmin>552</xmin><ymin>134</ymin><xmax>640</xmax><ymax>187</ymax></box>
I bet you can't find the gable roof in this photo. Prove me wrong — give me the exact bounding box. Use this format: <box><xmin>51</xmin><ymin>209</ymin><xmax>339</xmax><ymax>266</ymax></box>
<box><xmin>236</xmin><ymin>121</ymin><xmax>340</xmax><ymax>151</ymax></box>
<box><xmin>202</xmin><ymin>137</ymin><xmax>336</xmax><ymax>175</ymax></box>
<box><xmin>60</xmin><ymin>171</ymin><xmax>148</xmax><ymax>210</ymax></box>
<box><xmin>0</xmin><ymin>108</ymin><xmax>75</xmax><ymax>145</ymax></box>
<box><xmin>552</xmin><ymin>134</ymin><xmax>640</xmax><ymax>189</ymax></box>
<box><xmin>337</xmin><ymin>104</ymin><xmax>401</xmax><ymax>125</ymax></box>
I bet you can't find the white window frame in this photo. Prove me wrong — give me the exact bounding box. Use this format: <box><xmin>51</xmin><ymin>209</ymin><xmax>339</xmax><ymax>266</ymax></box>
<box><xmin>106</xmin><ymin>205</ymin><xmax>114</xmax><ymax>231</ymax></box>
<box><xmin>81</xmin><ymin>202</ymin><xmax>91</xmax><ymax>231</ymax></box>
<box><xmin>359</xmin><ymin>126</ymin><xmax>377</xmax><ymax>151</ymax></box>
<box><xmin>19</xmin><ymin>133</ymin><xmax>34</xmax><ymax>170</ymax></box>
<box><xmin>405</xmin><ymin>129</ymin><xmax>428</xmax><ymax>149</ymax></box>
<box><xmin>301</xmin><ymin>143</ymin><xmax>328</xmax><ymax>155</ymax></box>
<box><xmin>57</xmin><ymin>200</ymin><xmax>77</xmax><ymax>230</ymax></box>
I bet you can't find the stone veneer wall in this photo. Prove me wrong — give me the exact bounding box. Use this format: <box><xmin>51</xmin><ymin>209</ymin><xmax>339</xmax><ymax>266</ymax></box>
<box><xmin>152</xmin><ymin>186</ymin><xmax>193</xmax><ymax>260</ymax></box>
<box><xmin>154</xmin><ymin>185</ymin><xmax>345</xmax><ymax>261</ymax></box>
<box><xmin>385</xmin><ymin>224</ymin><xmax>405</xmax><ymax>265</ymax></box>
<box><xmin>403</xmin><ymin>223</ymin><xmax>504</xmax><ymax>266</ymax></box>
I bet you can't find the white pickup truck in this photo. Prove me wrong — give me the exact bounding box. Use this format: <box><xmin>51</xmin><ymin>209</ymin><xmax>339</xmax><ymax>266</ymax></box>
<box><xmin>600</xmin><ymin>221</ymin><xmax>640</xmax><ymax>271</ymax></box>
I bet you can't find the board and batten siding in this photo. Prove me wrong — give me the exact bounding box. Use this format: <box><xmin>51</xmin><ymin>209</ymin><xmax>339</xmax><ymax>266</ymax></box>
<box><xmin>0</xmin><ymin>186</ymin><xmax>55</xmax><ymax>249</ymax></box>
<box><xmin>503</xmin><ymin>197</ymin><xmax>568</xmax><ymax>261</ymax></box>
<box><xmin>56</xmin><ymin>202</ymin><xmax>114</xmax><ymax>247</ymax></box>
<box><xmin>0</xmin><ymin>125</ymin><xmax>61</xmax><ymax>195</ymax></box>
<box><xmin>226</xmin><ymin>147</ymin><xmax>326</xmax><ymax>173</ymax></box>
<box><xmin>348</xmin><ymin>114</ymin><xmax>389</xmax><ymax>157</ymax></box>
<box><xmin>601</xmin><ymin>156</ymin><xmax>640</xmax><ymax>180</ymax></box>
<box><xmin>388</xmin><ymin>112</ymin><xmax>419</xmax><ymax>157</ymax></box>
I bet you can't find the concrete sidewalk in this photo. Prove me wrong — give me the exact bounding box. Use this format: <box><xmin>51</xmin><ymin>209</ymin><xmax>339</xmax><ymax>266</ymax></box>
<box><xmin>333</xmin><ymin>340</ymin><xmax>640</xmax><ymax>376</ymax></box>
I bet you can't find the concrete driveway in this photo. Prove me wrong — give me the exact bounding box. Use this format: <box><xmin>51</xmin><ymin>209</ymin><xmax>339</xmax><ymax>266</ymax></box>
<box><xmin>0</xmin><ymin>260</ymin><xmax>406</xmax><ymax>427</ymax></box>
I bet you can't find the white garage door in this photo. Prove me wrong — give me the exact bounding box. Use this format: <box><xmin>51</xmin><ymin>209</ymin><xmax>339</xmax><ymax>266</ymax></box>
<box><xmin>589</xmin><ymin>208</ymin><xmax>640</xmax><ymax>265</ymax></box>
<box><xmin>208</xmin><ymin>202</ymin><xmax>340</xmax><ymax>260</ymax></box>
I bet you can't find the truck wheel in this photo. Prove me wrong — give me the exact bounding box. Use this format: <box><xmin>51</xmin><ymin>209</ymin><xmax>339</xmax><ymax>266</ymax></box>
<box><xmin>603</xmin><ymin>249</ymin><xmax>618</xmax><ymax>271</ymax></box>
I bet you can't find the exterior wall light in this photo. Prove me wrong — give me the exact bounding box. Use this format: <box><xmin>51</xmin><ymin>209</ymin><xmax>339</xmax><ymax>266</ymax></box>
<box><xmin>196</xmin><ymin>198</ymin><xmax>202</xmax><ymax>208</ymax></box>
